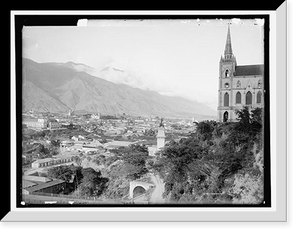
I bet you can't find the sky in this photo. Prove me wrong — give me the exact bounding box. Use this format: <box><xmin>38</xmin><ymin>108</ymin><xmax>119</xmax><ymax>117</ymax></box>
<box><xmin>22</xmin><ymin>18</ymin><xmax>264</xmax><ymax>110</ymax></box>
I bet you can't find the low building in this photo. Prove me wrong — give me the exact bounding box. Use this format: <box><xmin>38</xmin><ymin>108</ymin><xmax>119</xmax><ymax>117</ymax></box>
<box><xmin>60</xmin><ymin>140</ymin><xmax>74</xmax><ymax>151</ymax></box>
<box><xmin>31</xmin><ymin>158</ymin><xmax>54</xmax><ymax>168</ymax></box>
<box><xmin>104</xmin><ymin>140</ymin><xmax>136</xmax><ymax>150</ymax></box>
<box><xmin>22</xmin><ymin>178</ymin><xmax>66</xmax><ymax>195</ymax></box>
<box><xmin>53</xmin><ymin>155</ymin><xmax>74</xmax><ymax>165</ymax></box>
<box><xmin>31</xmin><ymin>155</ymin><xmax>74</xmax><ymax>169</ymax></box>
<box><xmin>81</xmin><ymin>146</ymin><xmax>99</xmax><ymax>154</ymax></box>
<box><xmin>148</xmin><ymin>121</ymin><xmax>156</xmax><ymax>126</ymax></box>
<box><xmin>68</xmin><ymin>109</ymin><xmax>74</xmax><ymax>116</ymax></box>
<box><xmin>22</xmin><ymin>180</ymin><xmax>38</xmax><ymax>189</ymax></box>
<box><xmin>148</xmin><ymin>146</ymin><xmax>158</xmax><ymax>157</ymax></box>
<box><xmin>104</xmin><ymin>130</ymin><xmax>119</xmax><ymax>136</ymax></box>
<box><xmin>23</xmin><ymin>175</ymin><xmax>52</xmax><ymax>183</ymax></box>
<box><xmin>48</xmin><ymin>120</ymin><xmax>61</xmax><ymax>129</ymax></box>
<box><xmin>71</xmin><ymin>136</ymin><xmax>86</xmax><ymax>142</ymax></box>
<box><xmin>82</xmin><ymin>142</ymin><xmax>103</xmax><ymax>149</ymax></box>
<box><xmin>22</xmin><ymin>118</ymin><xmax>47</xmax><ymax>130</ymax></box>
<box><xmin>91</xmin><ymin>113</ymin><xmax>101</xmax><ymax>120</ymax></box>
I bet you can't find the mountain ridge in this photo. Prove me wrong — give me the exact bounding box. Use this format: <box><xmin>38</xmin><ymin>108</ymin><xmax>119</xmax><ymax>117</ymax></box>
<box><xmin>22</xmin><ymin>58</ymin><xmax>216</xmax><ymax>119</ymax></box>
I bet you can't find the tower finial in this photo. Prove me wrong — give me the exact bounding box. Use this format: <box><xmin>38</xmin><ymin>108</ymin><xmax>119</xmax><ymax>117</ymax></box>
<box><xmin>159</xmin><ymin>118</ymin><xmax>164</xmax><ymax>127</ymax></box>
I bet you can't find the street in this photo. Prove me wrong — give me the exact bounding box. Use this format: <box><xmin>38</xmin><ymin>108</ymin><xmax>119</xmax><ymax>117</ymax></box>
<box><xmin>149</xmin><ymin>174</ymin><xmax>165</xmax><ymax>203</ymax></box>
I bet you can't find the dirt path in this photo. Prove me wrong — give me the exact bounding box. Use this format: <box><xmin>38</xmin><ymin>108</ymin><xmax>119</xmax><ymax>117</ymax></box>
<box><xmin>149</xmin><ymin>174</ymin><xmax>165</xmax><ymax>204</ymax></box>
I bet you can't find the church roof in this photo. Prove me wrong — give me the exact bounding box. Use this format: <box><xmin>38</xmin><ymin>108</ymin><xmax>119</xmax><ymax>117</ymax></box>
<box><xmin>235</xmin><ymin>64</ymin><xmax>264</xmax><ymax>76</ymax></box>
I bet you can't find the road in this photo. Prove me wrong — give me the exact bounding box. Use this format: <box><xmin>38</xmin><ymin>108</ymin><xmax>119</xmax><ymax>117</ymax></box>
<box><xmin>149</xmin><ymin>174</ymin><xmax>165</xmax><ymax>204</ymax></box>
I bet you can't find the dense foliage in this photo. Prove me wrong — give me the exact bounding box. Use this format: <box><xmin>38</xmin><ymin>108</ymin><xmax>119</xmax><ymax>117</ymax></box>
<box><xmin>103</xmin><ymin>144</ymin><xmax>149</xmax><ymax>199</ymax></box>
<box><xmin>153</xmin><ymin>107</ymin><xmax>264</xmax><ymax>204</ymax></box>
<box><xmin>47</xmin><ymin>165</ymin><xmax>108</xmax><ymax>197</ymax></box>
<box><xmin>22</xmin><ymin>140</ymin><xmax>61</xmax><ymax>167</ymax></box>
<box><xmin>47</xmin><ymin>165</ymin><xmax>81</xmax><ymax>183</ymax></box>
<box><xmin>78</xmin><ymin>168</ymin><xmax>108</xmax><ymax>197</ymax></box>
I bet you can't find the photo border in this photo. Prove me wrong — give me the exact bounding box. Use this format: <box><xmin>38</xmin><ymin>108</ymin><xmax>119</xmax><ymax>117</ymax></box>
<box><xmin>6</xmin><ymin>6</ymin><xmax>286</xmax><ymax>221</ymax></box>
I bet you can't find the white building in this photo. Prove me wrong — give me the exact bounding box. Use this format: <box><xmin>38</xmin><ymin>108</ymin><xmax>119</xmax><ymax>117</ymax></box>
<box><xmin>104</xmin><ymin>141</ymin><xmax>136</xmax><ymax>150</ymax></box>
<box><xmin>31</xmin><ymin>155</ymin><xmax>74</xmax><ymax>169</ymax></box>
<box><xmin>148</xmin><ymin>120</ymin><xmax>166</xmax><ymax>157</ymax></box>
<box><xmin>91</xmin><ymin>113</ymin><xmax>101</xmax><ymax>120</ymax></box>
<box><xmin>23</xmin><ymin>118</ymin><xmax>47</xmax><ymax>130</ymax></box>
<box><xmin>68</xmin><ymin>109</ymin><xmax>74</xmax><ymax>116</ymax></box>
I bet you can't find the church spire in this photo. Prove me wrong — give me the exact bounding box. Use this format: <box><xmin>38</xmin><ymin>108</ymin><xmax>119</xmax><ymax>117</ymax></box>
<box><xmin>224</xmin><ymin>24</ymin><xmax>233</xmax><ymax>58</ymax></box>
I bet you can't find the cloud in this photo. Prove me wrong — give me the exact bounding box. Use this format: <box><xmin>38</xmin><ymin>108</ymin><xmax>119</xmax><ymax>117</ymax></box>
<box><xmin>22</xmin><ymin>35</ymin><xmax>40</xmax><ymax>58</ymax></box>
<box><xmin>88</xmin><ymin>57</ymin><xmax>217</xmax><ymax>109</ymax></box>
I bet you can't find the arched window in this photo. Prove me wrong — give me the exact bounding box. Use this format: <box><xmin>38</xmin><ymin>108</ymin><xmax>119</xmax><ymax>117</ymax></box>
<box><xmin>223</xmin><ymin>111</ymin><xmax>228</xmax><ymax>122</ymax></box>
<box><xmin>237</xmin><ymin>80</ymin><xmax>241</xmax><ymax>88</ymax></box>
<box><xmin>224</xmin><ymin>93</ymin><xmax>229</xmax><ymax>106</ymax></box>
<box><xmin>236</xmin><ymin>92</ymin><xmax>241</xmax><ymax>104</ymax></box>
<box><xmin>257</xmin><ymin>91</ymin><xmax>262</xmax><ymax>104</ymax></box>
<box><xmin>258</xmin><ymin>80</ymin><xmax>262</xmax><ymax>88</ymax></box>
<box><xmin>246</xmin><ymin>91</ymin><xmax>252</xmax><ymax>105</ymax></box>
<box><xmin>225</xmin><ymin>69</ymin><xmax>230</xmax><ymax>78</ymax></box>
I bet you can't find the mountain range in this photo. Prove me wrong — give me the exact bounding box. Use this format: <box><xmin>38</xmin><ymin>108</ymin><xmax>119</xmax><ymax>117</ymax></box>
<box><xmin>22</xmin><ymin>58</ymin><xmax>216</xmax><ymax>119</ymax></box>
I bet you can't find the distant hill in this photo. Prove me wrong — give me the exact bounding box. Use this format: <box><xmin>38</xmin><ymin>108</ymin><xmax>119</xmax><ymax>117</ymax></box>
<box><xmin>22</xmin><ymin>58</ymin><xmax>216</xmax><ymax>119</ymax></box>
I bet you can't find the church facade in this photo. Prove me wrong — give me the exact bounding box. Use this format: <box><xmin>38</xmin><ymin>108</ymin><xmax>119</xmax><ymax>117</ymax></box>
<box><xmin>217</xmin><ymin>26</ymin><xmax>264</xmax><ymax>122</ymax></box>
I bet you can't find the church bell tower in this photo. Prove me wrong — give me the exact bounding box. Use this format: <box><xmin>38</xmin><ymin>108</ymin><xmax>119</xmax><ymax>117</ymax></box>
<box><xmin>218</xmin><ymin>25</ymin><xmax>237</xmax><ymax>122</ymax></box>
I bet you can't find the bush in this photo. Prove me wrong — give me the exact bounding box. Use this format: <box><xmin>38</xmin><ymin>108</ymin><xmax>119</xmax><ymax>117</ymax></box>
<box><xmin>228</xmin><ymin>173</ymin><xmax>264</xmax><ymax>204</ymax></box>
<box><xmin>152</xmin><ymin>108</ymin><xmax>264</xmax><ymax>204</ymax></box>
<box><xmin>92</xmin><ymin>155</ymin><xmax>106</xmax><ymax>166</ymax></box>
<box><xmin>194</xmin><ymin>120</ymin><xmax>216</xmax><ymax>141</ymax></box>
<box><xmin>78</xmin><ymin>167</ymin><xmax>108</xmax><ymax>197</ymax></box>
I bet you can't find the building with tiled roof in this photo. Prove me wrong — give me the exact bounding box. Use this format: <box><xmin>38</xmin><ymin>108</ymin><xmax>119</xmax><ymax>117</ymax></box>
<box><xmin>22</xmin><ymin>177</ymin><xmax>66</xmax><ymax>195</ymax></box>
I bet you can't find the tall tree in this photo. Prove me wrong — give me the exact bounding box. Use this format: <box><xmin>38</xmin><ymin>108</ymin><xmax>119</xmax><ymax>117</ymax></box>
<box><xmin>194</xmin><ymin>120</ymin><xmax>216</xmax><ymax>141</ymax></box>
<box><xmin>229</xmin><ymin>107</ymin><xmax>263</xmax><ymax>148</ymax></box>
<box><xmin>111</xmin><ymin>144</ymin><xmax>149</xmax><ymax>180</ymax></box>
<box><xmin>79</xmin><ymin>167</ymin><xmax>108</xmax><ymax>197</ymax></box>
<box><xmin>48</xmin><ymin>165</ymin><xmax>74</xmax><ymax>182</ymax></box>
<box><xmin>234</xmin><ymin>107</ymin><xmax>262</xmax><ymax>136</ymax></box>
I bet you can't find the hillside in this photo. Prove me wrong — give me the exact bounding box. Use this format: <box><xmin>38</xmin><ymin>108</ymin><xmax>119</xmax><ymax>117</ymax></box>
<box><xmin>22</xmin><ymin>58</ymin><xmax>216</xmax><ymax>119</ymax></box>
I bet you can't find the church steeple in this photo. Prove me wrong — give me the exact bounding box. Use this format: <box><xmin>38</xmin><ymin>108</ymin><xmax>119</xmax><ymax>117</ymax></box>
<box><xmin>223</xmin><ymin>25</ymin><xmax>236</xmax><ymax>62</ymax></box>
<box><xmin>219</xmin><ymin>24</ymin><xmax>237</xmax><ymax>77</ymax></box>
<box><xmin>224</xmin><ymin>25</ymin><xmax>233</xmax><ymax>55</ymax></box>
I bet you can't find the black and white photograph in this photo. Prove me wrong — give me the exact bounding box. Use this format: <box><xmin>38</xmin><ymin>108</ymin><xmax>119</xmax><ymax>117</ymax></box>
<box><xmin>20</xmin><ymin>17</ymin><xmax>267</xmax><ymax>206</ymax></box>
<box><xmin>19</xmin><ymin>16</ymin><xmax>270</xmax><ymax>207</ymax></box>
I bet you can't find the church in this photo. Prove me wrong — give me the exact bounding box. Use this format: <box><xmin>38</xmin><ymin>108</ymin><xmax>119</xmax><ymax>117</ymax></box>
<box><xmin>217</xmin><ymin>25</ymin><xmax>264</xmax><ymax>122</ymax></box>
